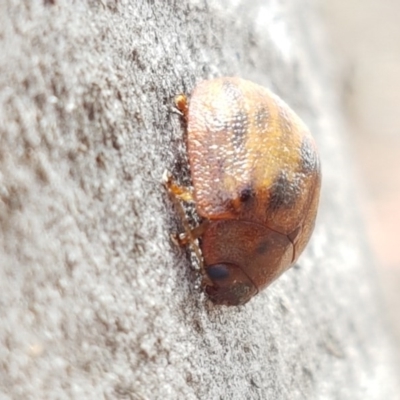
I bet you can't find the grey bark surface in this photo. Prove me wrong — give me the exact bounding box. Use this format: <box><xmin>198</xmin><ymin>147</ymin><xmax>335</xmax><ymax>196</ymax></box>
<box><xmin>0</xmin><ymin>1</ymin><xmax>399</xmax><ymax>399</ymax></box>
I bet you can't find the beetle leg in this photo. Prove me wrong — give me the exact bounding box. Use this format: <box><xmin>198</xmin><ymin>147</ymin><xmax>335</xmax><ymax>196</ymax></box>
<box><xmin>175</xmin><ymin>220</ymin><xmax>209</xmax><ymax>245</ymax></box>
<box><xmin>163</xmin><ymin>170</ymin><xmax>193</xmax><ymax>202</ymax></box>
<box><xmin>172</xmin><ymin>221</ymin><xmax>209</xmax><ymax>275</ymax></box>
<box><xmin>163</xmin><ymin>170</ymin><xmax>205</xmax><ymax>270</ymax></box>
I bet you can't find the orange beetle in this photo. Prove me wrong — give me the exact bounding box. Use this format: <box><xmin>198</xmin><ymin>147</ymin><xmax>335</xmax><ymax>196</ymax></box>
<box><xmin>166</xmin><ymin>77</ymin><xmax>321</xmax><ymax>306</ymax></box>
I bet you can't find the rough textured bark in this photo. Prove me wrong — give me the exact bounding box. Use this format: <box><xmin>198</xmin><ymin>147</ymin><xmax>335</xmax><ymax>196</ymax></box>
<box><xmin>0</xmin><ymin>1</ymin><xmax>399</xmax><ymax>399</ymax></box>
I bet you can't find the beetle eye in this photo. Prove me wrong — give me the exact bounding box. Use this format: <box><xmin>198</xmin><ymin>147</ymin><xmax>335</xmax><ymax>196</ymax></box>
<box><xmin>206</xmin><ymin>264</ymin><xmax>230</xmax><ymax>281</ymax></box>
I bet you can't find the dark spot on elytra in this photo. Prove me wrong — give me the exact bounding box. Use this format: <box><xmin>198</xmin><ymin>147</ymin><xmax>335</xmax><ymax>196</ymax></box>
<box><xmin>300</xmin><ymin>137</ymin><xmax>318</xmax><ymax>173</ymax></box>
<box><xmin>209</xmin><ymin>112</ymin><xmax>227</xmax><ymax>132</ymax></box>
<box><xmin>255</xmin><ymin>106</ymin><xmax>269</xmax><ymax>130</ymax></box>
<box><xmin>230</xmin><ymin>185</ymin><xmax>256</xmax><ymax>214</ymax></box>
<box><xmin>268</xmin><ymin>173</ymin><xmax>300</xmax><ymax>212</ymax></box>
<box><xmin>220</xmin><ymin>81</ymin><xmax>248</xmax><ymax>149</ymax></box>
<box><xmin>239</xmin><ymin>186</ymin><xmax>255</xmax><ymax>203</ymax></box>
<box><xmin>231</xmin><ymin>110</ymin><xmax>249</xmax><ymax>148</ymax></box>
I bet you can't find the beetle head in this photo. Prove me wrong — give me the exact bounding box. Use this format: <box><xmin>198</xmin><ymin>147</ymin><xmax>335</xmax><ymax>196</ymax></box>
<box><xmin>201</xmin><ymin>220</ymin><xmax>293</xmax><ymax>306</ymax></box>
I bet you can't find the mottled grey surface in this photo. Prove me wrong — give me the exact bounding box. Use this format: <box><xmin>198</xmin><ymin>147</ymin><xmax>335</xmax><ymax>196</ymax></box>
<box><xmin>0</xmin><ymin>1</ymin><xmax>399</xmax><ymax>399</ymax></box>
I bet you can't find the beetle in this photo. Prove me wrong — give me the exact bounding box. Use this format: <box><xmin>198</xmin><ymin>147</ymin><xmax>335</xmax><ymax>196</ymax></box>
<box><xmin>165</xmin><ymin>77</ymin><xmax>321</xmax><ymax>306</ymax></box>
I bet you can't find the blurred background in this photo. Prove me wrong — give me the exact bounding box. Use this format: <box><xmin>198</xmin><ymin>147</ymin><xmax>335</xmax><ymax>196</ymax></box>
<box><xmin>317</xmin><ymin>0</ymin><xmax>400</xmax><ymax>341</ymax></box>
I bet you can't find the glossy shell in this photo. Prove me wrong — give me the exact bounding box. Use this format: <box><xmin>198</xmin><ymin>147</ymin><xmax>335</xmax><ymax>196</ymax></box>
<box><xmin>186</xmin><ymin>77</ymin><xmax>321</xmax><ymax>305</ymax></box>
